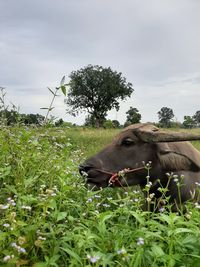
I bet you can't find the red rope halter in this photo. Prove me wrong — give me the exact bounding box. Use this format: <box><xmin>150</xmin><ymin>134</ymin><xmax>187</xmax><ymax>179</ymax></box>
<box><xmin>95</xmin><ymin>166</ymin><xmax>145</xmax><ymax>187</ymax></box>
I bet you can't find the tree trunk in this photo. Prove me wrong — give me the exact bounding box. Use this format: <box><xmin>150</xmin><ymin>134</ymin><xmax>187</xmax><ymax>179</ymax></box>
<box><xmin>95</xmin><ymin>117</ymin><xmax>100</xmax><ymax>128</ymax></box>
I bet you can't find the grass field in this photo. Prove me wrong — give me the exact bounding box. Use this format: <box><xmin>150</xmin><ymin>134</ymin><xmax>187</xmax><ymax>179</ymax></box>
<box><xmin>1</xmin><ymin>126</ymin><xmax>200</xmax><ymax>267</ymax></box>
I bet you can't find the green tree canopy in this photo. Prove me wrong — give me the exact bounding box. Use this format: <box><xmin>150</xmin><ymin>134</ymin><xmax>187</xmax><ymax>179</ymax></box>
<box><xmin>158</xmin><ymin>107</ymin><xmax>174</xmax><ymax>127</ymax></box>
<box><xmin>65</xmin><ymin>65</ymin><xmax>134</xmax><ymax>127</ymax></box>
<box><xmin>193</xmin><ymin>110</ymin><xmax>200</xmax><ymax>127</ymax></box>
<box><xmin>124</xmin><ymin>107</ymin><xmax>141</xmax><ymax>127</ymax></box>
<box><xmin>182</xmin><ymin>115</ymin><xmax>195</xmax><ymax>129</ymax></box>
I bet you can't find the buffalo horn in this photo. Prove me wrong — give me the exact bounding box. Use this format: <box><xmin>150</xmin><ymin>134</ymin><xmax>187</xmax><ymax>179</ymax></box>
<box><xmin>135</xmin><ymin>130</ymin><xmax>200</xmax><ymax>143</ymax></box>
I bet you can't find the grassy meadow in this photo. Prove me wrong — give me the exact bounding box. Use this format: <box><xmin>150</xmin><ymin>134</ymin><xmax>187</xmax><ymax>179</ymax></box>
<box><xmin>1</xmin><ymin>126</ymin><xmax>200</xmax><ymax>267</ymax></box>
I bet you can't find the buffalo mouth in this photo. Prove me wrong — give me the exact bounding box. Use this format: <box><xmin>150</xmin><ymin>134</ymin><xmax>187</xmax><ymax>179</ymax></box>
<box><xmin>85</xmin><ymin>174</ymin><xmax>110</xmax><ymax>189</ymax></box>
<box><xmin>79</xmin><ymin>167</ymin><xmax>111</xmax><ymax>189</ymax></box>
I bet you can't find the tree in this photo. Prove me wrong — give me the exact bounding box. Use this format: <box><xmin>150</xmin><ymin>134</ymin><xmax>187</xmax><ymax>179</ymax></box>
<box><xmin>103</xmin><ymin>120</ymin><xmax>114</xmax><ymax>129</ymax></box>
<box><xmin>182</xmin><ymin>116</ymin><xmax>195</xmax><ymax>129</ymax></box>
<box><xmin>65</xmin><ymin>65</ymin><xmax>134</xmax><ymax>127</ymax></box>
<box><xmin>193</xmin><ymin>110</ymin><xmax>200</xmax><ymax>127</ymax></box>
<box><xmin>112</xmin><ymin>120</ymin><xmax>121</xmax><ymax>128</ymax></box>
<box><xmin>21</xmin><ymin>113</ymin><xmax>45</xmax><ymax>125</ymax></box>
<box><xmin>124</xmin><ymin>107</ymin><xmax>141</xmax><ymax>127</ymax></box>
<box><xmin>0</xmin><ymin>109</ymin><xmax>19</xmax><ymax>125</ymax></box>
<box><xmin>55</xmin><ymin>118</ymin><xmax>64</xmax><ymax>127</ymax></box>
<box><xmin>84</xmin><ymin>114</ymin><xmax>98</xmax><ymax>127</ymax></box>
<box><xmin>158</xmin><ymin>107</ymin><xmax>174</xmax><ymax>127</ymax></box>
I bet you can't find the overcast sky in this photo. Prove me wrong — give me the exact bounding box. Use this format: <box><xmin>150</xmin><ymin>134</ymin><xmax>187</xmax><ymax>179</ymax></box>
<box><xmin>1</xmin><ymin>0</ymin><xmax>200</xmax><ymax>124</ymax></box>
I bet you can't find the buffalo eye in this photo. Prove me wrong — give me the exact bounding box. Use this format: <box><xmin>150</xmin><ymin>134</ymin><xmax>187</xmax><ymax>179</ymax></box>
<box><xmin>121</xmin><ymin>138</ymin><xmax>135</xmax><ymax>147</ymax></box>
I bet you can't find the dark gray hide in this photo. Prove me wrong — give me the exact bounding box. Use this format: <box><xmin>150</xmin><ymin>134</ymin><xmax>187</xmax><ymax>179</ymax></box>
<box><xmin>79</xmin><ymin>123</ymin><xmax>200</xmax><ymax>209</ymax></box>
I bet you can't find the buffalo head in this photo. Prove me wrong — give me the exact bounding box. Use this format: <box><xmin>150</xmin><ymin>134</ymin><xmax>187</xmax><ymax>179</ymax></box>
<box><xmin>79</xmin><ymin>123</ymin><xmax>200</xmax><ymax>205</ymax></box>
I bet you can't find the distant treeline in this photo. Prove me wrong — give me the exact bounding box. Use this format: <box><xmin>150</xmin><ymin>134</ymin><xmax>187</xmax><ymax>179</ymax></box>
<box><xmin>0</xmin><ymin>108</ymin><xmax>200</xmax><ymax>130</ymax></box>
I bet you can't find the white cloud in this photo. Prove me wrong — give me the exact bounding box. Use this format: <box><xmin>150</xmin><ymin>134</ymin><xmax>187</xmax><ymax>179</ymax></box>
<box><xmin>1</xmin><ymin>0</ymin><xmax>200</xmax><ymax>124</ymax></box>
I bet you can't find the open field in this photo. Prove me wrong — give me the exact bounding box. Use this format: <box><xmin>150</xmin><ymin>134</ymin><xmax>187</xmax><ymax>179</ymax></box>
<box><xmin>1</xmin><ymin>126</ymin><xmax>200</xmax><ymax>266</ymax></box>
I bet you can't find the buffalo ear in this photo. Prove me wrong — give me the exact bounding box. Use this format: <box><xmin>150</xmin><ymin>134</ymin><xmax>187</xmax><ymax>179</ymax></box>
<box><xmin>157</xmin><ymin>142</ymin><xmax>200</xmax><ymax>171</ymax></box>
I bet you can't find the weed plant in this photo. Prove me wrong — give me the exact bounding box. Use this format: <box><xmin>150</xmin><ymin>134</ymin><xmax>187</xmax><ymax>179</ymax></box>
<box><xmin>0</xmin><ymin>127</ymin><xmax>200</xmax><ymax>266</ymax></box>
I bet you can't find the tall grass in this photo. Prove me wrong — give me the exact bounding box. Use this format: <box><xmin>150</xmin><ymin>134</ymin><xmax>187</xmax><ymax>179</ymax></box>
<box><xmin>0</xmin><ymin>126</ymin><xmax>200</xmax><ymax>266</ymax></box>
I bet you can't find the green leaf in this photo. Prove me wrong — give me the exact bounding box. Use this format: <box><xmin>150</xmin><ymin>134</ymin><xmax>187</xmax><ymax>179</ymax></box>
<box><xmin>61</xmin><ymin>85</ymin><xmax>67</xmax><ymax>96</ymax></box>
<box><xmin>130</xmin><ymin>211</ymin><xmax>145</xmax><ymax>224</ymax></box>
<box><xmin>57</xmin><ymin>212</ymin><xmax>67</xmax><ymax>222</ymax></box>
<box><xmin>99</xmin><ymin>211</ymin><xmax>113</xmax><ymax>223</ymax></box>
<box><xmin>60</xmin><ymin>76</ymin><xmax>65</xmax><ymax>86</ymax></box>
<box><xmin>168</xmin><ymin>228</ymin><xmax>193</xmax><ymax>236</ymax></box>
<box><xmin>60</xmin><ymin>247</ymin><xmax>82</xmax><ymax>264</ymax></box>
<box><xmin>48</xmin><ymin>87</ymin><xmax>56</xmax><ymax>95</ymax></box>
<box><xmin>33</xmin><ymin>262</ymin><xmax>47</xmax><ymax>267</ymax></box>
<box><xmin>151</xmin><ymin>244</ymin><xmax>165</xmax><ymax>257</ymax></box>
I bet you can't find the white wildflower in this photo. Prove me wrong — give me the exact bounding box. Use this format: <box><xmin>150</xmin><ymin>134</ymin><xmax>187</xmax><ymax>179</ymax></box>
<box><xmin>102</xmin><ymin>203</ymin><xmax>110</xmax><ymax>208</ymax></box>
<box><xmin>0</xmin><ymin>204</ymin><xmax>9</xmax><ymax>210</ymax></box>
<box><xmin>137</xmin><ymin>237</ymin><xmax>144</xmax><ymax>246</ymax></box>
<box><xmin>159</xmin><ymin>207</ymin><xmax>165</xmax><ymax>213</ymax></box>
<box><xmin>86</xmin><ymin>198</ymin><xmax>93</xmax><ymax>203</ymax></box>
<box><xmin>3</xmin><ymin>223</ymin><xmax>10</xmax><ymax>228</ymax></box>
<box><xmin>87</xmin><ymin>254</ymin><xmax>100</xmax><ymax>263</ymax></box>
<box><xmin>117</xmin><ymin>248</ymin><xmax>126</xmax><ymax>255</ymax></box>
<box><xmin>3</xmin><ymin>255</ymin><xmax>14</xmax><ymax>262</ymax></box>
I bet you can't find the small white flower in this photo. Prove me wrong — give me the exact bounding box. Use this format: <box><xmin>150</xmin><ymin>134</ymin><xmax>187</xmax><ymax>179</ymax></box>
<box><xmin>117</xmin><ymin>248</ymin><xmax>126</xmax><ymax>255</ymax></box>
<box><xmin>137</xmin><ymin>237</ymin><xmax>144</xmax><ymax>246</ymax></box>
<box><xmin>38</xmin><ymin>236</ymin><xmax>46</xmax><ymax>240</ymax></box>
<box><xmin>146</xmin><ymin>181</ymin><xmax>152</xmax><ymax>188</ymax></box>
<box><xmin>18</xmin><ymin>247</ymin><xmax>26</xmax><ymax>254</ymax></box>
<box><xmin>0</xmin><ymin>204</ymin><xmax>9</xmax><ymax>210</ymax></box>
<box><xmin>3</xmin><ymin>223</ymin><xmax>10</xmax><ymax>228</ymax></box>
<box><xmin>3</xmin><ymin>255</ymin><xmax>14</xmax><ymax>262</ymax></box>
<box><xmin>87</xmin><ymin>254</ymin><xmax>100</xmax><ymax>263</ymax></box>
<box><xmin>102</xmin><ymin>203</ymin><xmax>110</xmax><ymax>208</ymax></box>
<box><xmin>195</xmin><ymin>182</ymin><xmax>200</xmax><ymax>187</ymax></box>
<box><xmin>21</xmin><ymin>205</ymin><xmax>32</xmax><ymax>211</ymax></box>
<box><xmin>195</xmin><ymin>202</ymin><xmax>200</xmax><ymax>209</ymax></box>
<box><xmin>86</xmin><ymin>198</ymin><xmax>93</xmax><ymax>203</ymax></box>
<box><xmin>166</xmin><ymin>172</ymin><xmax>173</xmax><ymax>177</ymax></box>
<box><xmin>11</xmin><ymin>242</ymin><xmax>17</xmax><ymax>248</ymax></box>
<box><xmin>159</xmin><ymin>207</ymin><xmax>165</xmax><ymax>213</ymax></box>
<box><xmin>149</xmin><ymin>193</ymin><xmax>155</xmax><ymax>199</ymax></box>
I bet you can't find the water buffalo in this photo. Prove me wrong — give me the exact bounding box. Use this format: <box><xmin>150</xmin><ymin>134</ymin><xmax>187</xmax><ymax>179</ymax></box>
<box><xmin>79</xmin><ymin>123</ymin><xmax>200</xmax><ymax>210</ymax></box>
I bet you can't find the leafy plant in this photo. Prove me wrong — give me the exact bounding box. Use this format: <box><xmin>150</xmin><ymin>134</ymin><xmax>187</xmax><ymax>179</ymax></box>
<box><xmin>0</xmin><ymin>127</ymin><xmax>200</xmax><ymax>266</ymax></box>
<box><xmin>41</xmin><ymin>76</ymin><xmax>68</xmax><ymax>125</ymax></box>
